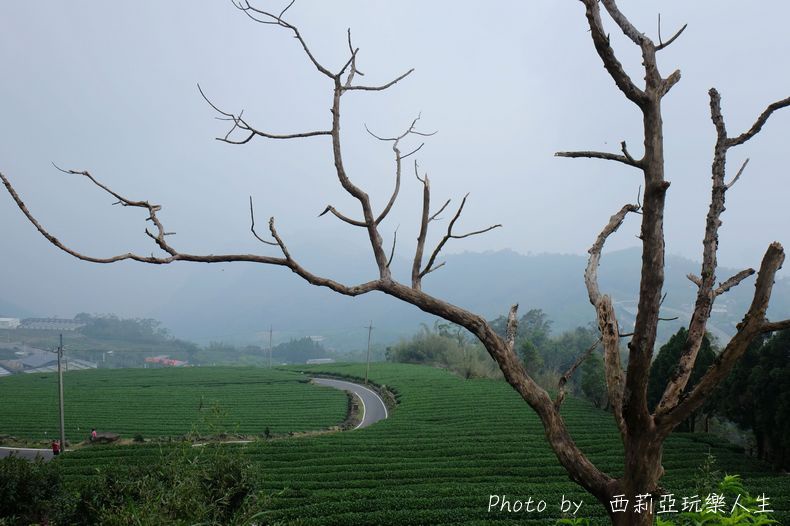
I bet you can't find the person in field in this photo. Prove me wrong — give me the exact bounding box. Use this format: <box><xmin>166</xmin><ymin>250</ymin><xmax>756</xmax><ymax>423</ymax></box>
<box><xmin>90</xmin><ymin>428</ymin><xmax>97</xmax><ymax>442</ymax></box>
<box><xmin>51</xmin><ymin>440</ymin><xmax>60</xmax><ymax>456</ymax></box>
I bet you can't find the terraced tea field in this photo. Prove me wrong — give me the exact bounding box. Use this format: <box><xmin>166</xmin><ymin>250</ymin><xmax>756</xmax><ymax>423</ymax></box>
<box><xmin>53</xmin><ymin>363</ymin><xmax>790</xmax><ymax>524</ymax></box>
<box><xmin>0</xmin><ymin>367</ymin><xmax>348</xmax><ymax>441</ymax></box>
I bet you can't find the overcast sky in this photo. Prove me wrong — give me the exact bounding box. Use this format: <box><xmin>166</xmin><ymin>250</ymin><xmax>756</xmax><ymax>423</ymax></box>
<box><xmin>1</xmin><ymin>1</ymin><xmax>789</xmax><ymax>319</ymax></box>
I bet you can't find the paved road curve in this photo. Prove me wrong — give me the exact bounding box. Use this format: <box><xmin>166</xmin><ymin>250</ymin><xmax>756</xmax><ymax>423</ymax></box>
<box><xmin>311</xmin><ymin>377</ymin><xmax>389</xmax><ymax>429</ymax></box>
<box><xmin>0</xmin><ymin>447</ymin><xmax>54</xmax><ymax>461</ymax></box>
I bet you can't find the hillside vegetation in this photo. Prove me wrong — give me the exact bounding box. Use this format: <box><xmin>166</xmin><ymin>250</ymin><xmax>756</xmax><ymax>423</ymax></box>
<box><xmin>45</xmin><ymin>363</ymin><xmax>788</xmax><ymax>525</ymax></box>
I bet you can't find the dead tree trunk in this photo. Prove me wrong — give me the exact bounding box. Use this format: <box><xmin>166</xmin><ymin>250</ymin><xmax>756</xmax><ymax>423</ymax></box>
<box><xmin>1</xmin><ymin>1</ymin><xmax>789</xmax><ymax>524</ymax></box>
<box><xmin>555</xmin><ymin>1</ymin><xmax>790</xmax><ymax>522</ymax></box>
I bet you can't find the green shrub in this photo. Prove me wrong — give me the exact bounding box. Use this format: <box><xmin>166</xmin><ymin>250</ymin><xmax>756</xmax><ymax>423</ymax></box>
<box><xmin>0</xmin><ymin>455</ymin><xmax>61</xmax><ymax>524</ymax></box>
<box><xmin>59</xmin><ymin>446</ymin><xmax>265</xmax><ymax>525</ymax></box>
<box><xmin>656</xmin><ymin>475</ymin><xmax>777</xmax><ymax>526</ymax></box>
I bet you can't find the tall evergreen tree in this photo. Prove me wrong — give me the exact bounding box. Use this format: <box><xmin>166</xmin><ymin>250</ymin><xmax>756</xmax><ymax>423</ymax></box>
<box><xmin>648</xmin><ymin>328</ymin><xmax>716</xmax><ymax>431</ymax></box>
<box><xmin>716</xmin><ymin>330</ymin><xmax>790</xmax><ymax>469</ymax></box>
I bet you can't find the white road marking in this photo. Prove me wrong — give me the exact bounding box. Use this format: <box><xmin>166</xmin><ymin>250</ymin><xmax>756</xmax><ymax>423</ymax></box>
<box><xmin>354</xmin><ymin>391</ymin><xmax>367</xmax><ymax>430</ymax></box>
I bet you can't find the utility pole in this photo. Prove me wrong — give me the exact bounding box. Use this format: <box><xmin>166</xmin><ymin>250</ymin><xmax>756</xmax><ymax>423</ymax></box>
<box><xmin>57</xmin><ymin>333</ymin><xmax>66</xmax><ymax>453</ymax></box>
<box><xmin>364</xmin><ymin>321</ymin><xmax>373</xmax><ymax>385</ymax></box>
<box><xmin>268</xmin><ymin>326</ymin><xmax>273</xmax><ymax>368</ymax></box>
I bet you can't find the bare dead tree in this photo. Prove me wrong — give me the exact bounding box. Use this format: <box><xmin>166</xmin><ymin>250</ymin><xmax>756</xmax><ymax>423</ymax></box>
<box><xmin>1</xmin><ymin>2</ymin><xmax>789</xmax><ymax>524</ymax></box>
<box><xmin>552</xmin><ymin>1</ymin><xmax>790</xmax><ymax>523</ymax></box>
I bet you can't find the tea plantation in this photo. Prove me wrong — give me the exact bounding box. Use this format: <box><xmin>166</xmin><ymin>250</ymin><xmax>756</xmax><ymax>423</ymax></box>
<box><xmin>0</xmin><ymin>367</ymin><xmax>348</xmax><ymax>441</ymax></box>
<box><xmin>45</xmin><ymin>363</ymin><xmax>789</xmax><ymax>524</ymax></box>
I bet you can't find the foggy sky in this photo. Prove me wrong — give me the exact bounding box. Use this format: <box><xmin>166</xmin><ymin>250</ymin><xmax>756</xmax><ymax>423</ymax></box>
<box><xmin>2</xmin><ymin>1</ymin><xmax>789</xmax><ymax>320</ymax></box>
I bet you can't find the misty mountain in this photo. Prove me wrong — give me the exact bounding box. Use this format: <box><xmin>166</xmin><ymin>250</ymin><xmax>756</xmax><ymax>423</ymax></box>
<box><xmin>150</xmin><ymin>247</ymin><xmax>790</xmax><ymax>349</ymax></box>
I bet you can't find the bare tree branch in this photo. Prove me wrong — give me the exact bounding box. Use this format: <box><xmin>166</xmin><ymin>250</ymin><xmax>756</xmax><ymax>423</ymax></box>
<box><xmin>727</xmin><ymin>96</ymin><xmax>790</xmax><ymax>147</ymax></box>
<box><xmin>654</xmin><ymin>88</ymin><xmax>728</xmax><ymax>417</ymax></box>
<box><xmin>343</xmin><ymin>68</ymin><xmax>414</xmax><ymax>92</ymax></box>
<box><xmin>714</xmin><ymin>268</ymin><xmax>755</xmax><ymax>296</ymax></box>
<box><xmin>555</xmin><ymin>337</ymin><xmax>602</xmax><ymax>409</ymax></box>
<box><xmin>198</xmin><ymin>84</ymin><xmax>331</xmax><ymax>144</ymax></box>
<box><xmin>583</xmin><ymin>204</ymin><xmax>636</xmax><ymax>439</ymax></box>
<box><xmin>318</xmin><ymin>205</ymin><xmax>368</xmax><ymax>227</ymax></box>
<box><xmin>411</xmin><ymin>163</ymin><xmax>431</xmax><ymax>290</ymax></box>
<box><xmin>366</xmin><ymin>116</ymin><xmax>435</xmax><ymax>227</ymax></box>
<box><xmin>580</xmin><ymin>0</ymin><xmax>647</xmax><ymax>106</ymax></box>
<box><xmin>687</xmin><ymin>273</ymin><xmax>702</xmax><ymax>287</ymax></box>
<box><xmin>555</xmin><ymin>149</ymin><xmax>642</xmax><ymax>168</ymax></box>
<box><xmin>657</xmin><ymin>88</ymin><xmax>787</xmax><ymax>416</ymax></box>
<box><xmin>620</xmin><ymin>141</ymin><xmax>638</xmax><ymax>164</ymax></box>
<box><xmin>343</xmin><ymin>28</ymin><xmax>365</xmax><ymax>88</ymax></box>
<box><xmin>429</xmin><ymin>199</ymin><xmax>451</xmax><ymax>222</ymax></box>
<box><xmin>52</xmin><ymin>165</ymin><xmax>178</xmax><ymax>256</ymax></box>
<box><xmin>601</xmin><ymin>0</ymin><xmax>647</xmax><ymax>46</ymax></box>
<box><xmin>449</xmin><ymin>224</ymin><xmax>502</xmax><ymax>240</ymax></box>
<box><xmin>0</xmin><ymin>170</ymin><xmax>305</xmax><ymax>269</ymax></box>
<box><xmin>400</xmin><ymin>143</ymin><xmax>425</xmax><ymax>159</ymax></box>
<box><xmin>249</xmin><ymin>196</ymin><xmax>278</xmax><ymax>246</ymax></box>
<box><xmin>598</xmin><ymin>295</ymin><xmax>627</xmax><ymax>438</ymax></box>
<box><xmin>585</xmin><ymin>204</ymin><xmax>640</xmax><ymax>305</ymax></box>
<box><xmin>655</xmin><ymin>15</ymin><xmax>687</xmax><ymax>51</ymax></box>
<box><xmin>506</xmin><ymin>304</ymin><xmax>519</xmax><ymax>353</ymax></box>
<box><xmin>657</xmin><ymin>242</ymin><xmax>786</xmax><ymax>431</ymax></box>
<box><xmin>386</xmin><ymin>227</ymin><xmax>398</xmax><ymax>268</ymax></box>
<box><xmin>420</xmin><ymin>261</ymin><xmax>445</xmax><ymax>276</ymax></box>
<box><xmin>761</xmin><ymin>319</ymin><xmax>790</xmax><ymax>333</ymax></box>
<box><xmin>726</xmin><ymin>158</ymin><xmax>749</xmax><ymax>189</ymax></box>
<box><xmin>420</xmin><ymin>194</ymin><xmax>502</xmax><ymax>278</ymax></box>
<box><xmin>232</xmin><ymin>0</ymin><xmax>334</xmax><ymax>78</ymax></box>
<box><xmin>375</xmin><ymin>149</ymin><xmax>401</xmax><ymax>226</ymax></box>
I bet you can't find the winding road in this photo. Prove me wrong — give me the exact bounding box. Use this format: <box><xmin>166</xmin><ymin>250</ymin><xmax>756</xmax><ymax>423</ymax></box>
<box><xmin>311</xmin><ymin>377</ymin><xmax>389</xmax><ymax>429</ymax></box>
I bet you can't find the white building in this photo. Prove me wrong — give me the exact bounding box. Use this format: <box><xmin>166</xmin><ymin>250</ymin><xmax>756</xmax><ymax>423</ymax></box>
<box><xmin>0</xmin><ymin>318</ymin><xmax>20</xmax><ymax>329</ymax></box>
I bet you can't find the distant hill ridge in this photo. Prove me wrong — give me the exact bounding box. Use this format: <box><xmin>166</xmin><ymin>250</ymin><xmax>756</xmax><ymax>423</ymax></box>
<box><xmin>149</xmin><ymin>248</ymin><xmax>790</xmax><ymax>348</ymax></box>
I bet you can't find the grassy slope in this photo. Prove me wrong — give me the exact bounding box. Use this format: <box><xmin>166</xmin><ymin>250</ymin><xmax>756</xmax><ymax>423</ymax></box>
<box><xmin>53</xmin><ymin>363</ymin><xmax>788</xmax><ymax>524</ymax></box>
<box><xmin>0</xmin><ymin>367</ymin><xmax>348</xmax><ymax>442</ymax></box>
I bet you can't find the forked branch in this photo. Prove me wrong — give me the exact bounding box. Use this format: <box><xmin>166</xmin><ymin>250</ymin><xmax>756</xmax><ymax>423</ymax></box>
<box><xmin>555</xmin><ymin>337</ymin><xmax>602</xmax><ymax>409</ymax></box>
<box><xmin>714</xmin><ymin>269</ymin><xmax>755</xmax><ymax>296</ymax></box>
<box><xmin>419</xmin><ymin>194</ymin><xmax>502</xmax><ymax>279</ymax></box>
<box><xmin>657</xmin><ymin>242</ymin><xmax>786</xmax><ymax>432</ymax></box>
<box><xmin>584</xmin><ymin>204</ymin><xmax>636</xmax><ymax>438</ymax></box>
<box><xmin>585</xmin><ymin>204</ymin><xmax>640</xmax><ymax>305</ymax></box>
<box><xmin>199</xmin><ymin>84</ymin><xmax>331</xmax><ymax>145</ymax></box>
<box><xmin>249</xmin><ymin>196</ymin><xmax>278</xmax><ymax>246</ymax></box>
<box><xmin>727</xmin><ymin>96</ymin><xmax>790</xmax><ymax>147</ymax></box>
<box><xmin>658</xmin><ymin>88</ymin><xmax>790</xmax><ymax>414</ymax></box>
<box><xmin>318</xmin><ymin>205</ymin><xmax>368</xmax><ymax>227</ymax></box>
<box><xmin>580</xmin><ymin>0</ymin><xmax>646</xmax><ymax>106</ymax></box>
<box><xmin>365</xmin><ymin>116</ymin><xmax>436</xmax><ymax>227</ymax></box>
<box><xmin>655</xmin><ymin>14</ymin><xmax>687</xmax><ymax>51</ymax></box>
<box><xmin>761</xmin><ymin>319</ymin><xmax>790</xmax><ymax>333</ymax></box>
<box><xmin>555</xmin><ymin>149</ymin><xmax>643</xmax><ymax>169</ymax></box>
